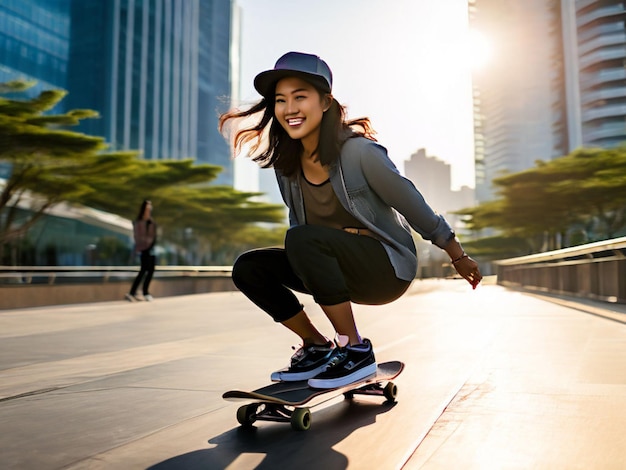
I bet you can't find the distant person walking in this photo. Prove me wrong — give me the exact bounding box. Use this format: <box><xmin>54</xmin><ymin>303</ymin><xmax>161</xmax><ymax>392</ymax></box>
<box><xmin>126</xmin><ymin>200</ymin><xmax>157</xmax><ymax>301</ymax></box>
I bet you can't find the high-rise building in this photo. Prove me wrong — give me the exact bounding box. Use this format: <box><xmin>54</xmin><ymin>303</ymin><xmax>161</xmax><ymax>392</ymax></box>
<box><xmin>0</xmin><ymin>0</ymin><xmax>71</xmax><ymax>181</ymax></box>
<box><xmin>0</xmin><ymin>0</ymin><xmax>235</xmax><ymax>185</ymax></box>
<box><xmin>404</xmin><ymin>148</ymin><xmax>452</xmax><ymax>211</ymax></box>
<box><xmin>469</xmin><ymin>0</ymin><xmax>567</xmax><ymax>202</ymax></box>
<box><xmin>404</xmin><ymin>148</ymin><xmax>476</xmax><ymax>231</ymax></box>
<box><xmin>0</xmin><ymin>0</ymin><xmax>71</xmax><ymax>110</ymax></box>
<box><xmin>469</xmin><ymin>0</ymin><xmax>626</xmax><ymax>203</ymax></box>
<box><xmin>562</xmin><ymin>0</ymin><xmax>626</xmax><ymax>150</ymax></box>
<box><xmin>66</xmin><ymin>0</ymin><xmax>234</xmax><ymax>185</ymax></box>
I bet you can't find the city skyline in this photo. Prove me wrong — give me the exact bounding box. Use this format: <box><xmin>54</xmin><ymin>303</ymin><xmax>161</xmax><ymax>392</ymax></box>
<box><xmin>0</xmin><ymin>0</ymin><xmax>234</xmax><ymax>185</ymax></box>
<box><xmin>234</xmin><ymin>0</ymin><xmax>477</xmax><ymax>191</ymax></box>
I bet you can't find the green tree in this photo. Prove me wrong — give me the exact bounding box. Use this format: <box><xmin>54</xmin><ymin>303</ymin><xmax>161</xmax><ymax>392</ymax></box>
<box><xmin>0</xmin><ymin>82</ymin><xmax>105</xmax><ymax>247</ymax></box>
<box><xmin>70</xmin><ymin>156</ymin><xmax>287</xmax><ymax>261</ymax></box>
<box><xmin>457</xmin><ymin>147</ymin><xmax>626</xmax><ymax>254</ymax></box>
<box><xmin>542</xmin><ymin>147</ymin><xmax>626</xmax><ymax>239</ymax></box>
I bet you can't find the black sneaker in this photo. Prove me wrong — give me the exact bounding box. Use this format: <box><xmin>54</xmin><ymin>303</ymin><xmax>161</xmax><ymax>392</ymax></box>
<box><xmin>307</xmin><ymin>338</ymin><xmax>377</xmax><ymax>389</ymax></box>
<box><xmin>271</xmin><ymin>341</ymin><xmax>335</xmax><ymax>382</ymax></box>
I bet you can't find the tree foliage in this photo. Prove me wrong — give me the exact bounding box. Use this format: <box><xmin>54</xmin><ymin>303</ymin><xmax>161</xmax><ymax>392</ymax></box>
<box><xmin>0</xmin><ymin>84</ymin><xmax>106</xmax><ymax>244</ymax></box>
<box><xmin>457</xmin><ymin>147</ymin><xmax>626</xmax><ymax>254</ymax></box>
<box><xmin>0</xmin><ymin>82</ymin><xmax>286</xmax><ymax>264</ymax></box>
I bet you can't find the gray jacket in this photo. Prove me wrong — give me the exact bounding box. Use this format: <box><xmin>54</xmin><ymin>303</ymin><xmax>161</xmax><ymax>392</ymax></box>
<box><xmin>275</xmin><ymin>136</ymin><xmax>455</xmax><ymax>281</ymax></box>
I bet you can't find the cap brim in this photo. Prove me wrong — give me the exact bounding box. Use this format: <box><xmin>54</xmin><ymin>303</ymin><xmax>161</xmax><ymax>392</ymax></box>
<box><xmin>254</xmin><ymin>69</ymin><xmax>331</xmax><ymax>98</ymax></box>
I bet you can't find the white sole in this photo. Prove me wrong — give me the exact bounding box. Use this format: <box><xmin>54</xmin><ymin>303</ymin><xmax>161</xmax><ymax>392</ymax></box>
<box><xmin>270</xmin><ymin>362</ymin><xmax>331</xmax><ymax>382</ymax></box>
<box><xmin>308</xmin><ymin>362</ymin><xmax>377</xmax><ymax>389</ymax></box>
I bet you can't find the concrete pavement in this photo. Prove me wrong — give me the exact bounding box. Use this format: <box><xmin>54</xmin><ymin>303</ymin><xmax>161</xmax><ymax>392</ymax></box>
<box><xmin>1</xmin><ymin>278</ymin><xmax>625</xmax><ymax>469</ymax></box>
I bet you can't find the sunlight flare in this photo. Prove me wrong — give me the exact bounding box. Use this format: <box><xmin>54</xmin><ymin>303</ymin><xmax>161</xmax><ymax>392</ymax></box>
<box><xmin>466</xmin><ymin>30</ymin><xmax>493</xmax><ymax>70</ymax></box>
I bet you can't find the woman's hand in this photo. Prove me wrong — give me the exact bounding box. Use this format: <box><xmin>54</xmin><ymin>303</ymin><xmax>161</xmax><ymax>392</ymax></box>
<box><xmin>452</xmin><ymin>255</ymin><xmax>482</xmax><ymax>289</ymax></box>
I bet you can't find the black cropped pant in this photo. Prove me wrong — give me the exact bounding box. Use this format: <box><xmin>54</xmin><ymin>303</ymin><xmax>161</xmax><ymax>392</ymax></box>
<box><xmin>130</xmin><ymin>250</ymin><xmax>156</xmax><ymax>295</ymax></box>
<box><xmin>232</xmin><ymin>225</ymin><xmax>411</xmax><ymax>322</ymax></box>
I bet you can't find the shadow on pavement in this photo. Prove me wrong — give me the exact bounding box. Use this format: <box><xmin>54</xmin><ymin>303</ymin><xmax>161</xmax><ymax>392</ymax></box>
<box><xmin>148</xmin><ymin>399</ymin><xmax>397</xmax><ymax>469</ymax></box>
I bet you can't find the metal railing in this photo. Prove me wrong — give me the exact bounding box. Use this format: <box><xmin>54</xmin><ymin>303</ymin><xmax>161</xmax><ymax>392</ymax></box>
<box><xmin>495</xmin><ymin>237</ymin><xmax>626</xmax><ymax>304</ymax></box>
<box><xmin>0</xmin><ymin>265</ymin><xmax>235</xmax><ymax>309</ymax></box>
<box><xmin>0</xmin><ymin>265</ymin><xmax>233</xmax><ymax>285</ymax></box>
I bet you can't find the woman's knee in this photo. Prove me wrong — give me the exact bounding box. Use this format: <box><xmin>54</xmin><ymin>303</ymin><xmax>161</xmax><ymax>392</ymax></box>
<box><xmin>232</xmin><ymin>248</ymin><xmax>285</xmax><ymax>288</ymax></box>
<box><xmin>231</xmin><ymin>250</ymin><xmax>260</xmax><ymax>287</ymax></box>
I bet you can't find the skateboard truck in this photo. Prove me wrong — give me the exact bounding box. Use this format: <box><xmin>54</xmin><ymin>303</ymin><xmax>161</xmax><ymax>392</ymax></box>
<box><xmin>237</xmin><ymin>402</ymin><xmax>313</xmax><ymax>431</ymax></box>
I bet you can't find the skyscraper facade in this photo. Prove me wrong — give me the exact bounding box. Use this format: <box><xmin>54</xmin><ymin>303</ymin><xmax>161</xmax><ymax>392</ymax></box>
<box><xmin>468</xmin><ymin>0</ymin><xmax>567</xmax><ymax>202</ymax></box>
<box><xmin>0</xmin><ymin>0</ymin><xmax>71</xmax><ymax>110</ymax></box>
<box><xmin>469</xmin><ymin>0</ymin><xmax>626</xmax><ymax>203</ymax></box>
<box><xmin>67</xmin><ymin>0</ymin><xmax>234</xmax><ymax>184</ymax></box>
<box><xmin>1</xmin><ymin>0</ymin><xmax>234</xmax><ymax>185</ymax></box>
<box><xmin>562</xmin><ymin>0</ymin><xmax>626</xmax><ymax>150</ymax></box>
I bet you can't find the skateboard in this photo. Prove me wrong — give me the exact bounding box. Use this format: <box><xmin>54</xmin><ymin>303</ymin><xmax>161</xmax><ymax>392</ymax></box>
<box><xmin>222</xmin><ymin>360</ymin><xmax>404</xmax><ymax>431</ymax></box>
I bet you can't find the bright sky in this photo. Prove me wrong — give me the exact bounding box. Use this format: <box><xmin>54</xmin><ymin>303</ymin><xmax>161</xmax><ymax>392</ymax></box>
<box><xmin>234</xmin><ymin>0</ymin><xmax>483</xmax><ymax>191</ymax></box>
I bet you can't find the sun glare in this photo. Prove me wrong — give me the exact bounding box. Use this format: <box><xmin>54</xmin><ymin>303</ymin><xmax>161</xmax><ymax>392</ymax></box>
<box><xmin>465</xmin><ymin>30</ymin><xmax>493</xmax><ymax>70</ymax></box>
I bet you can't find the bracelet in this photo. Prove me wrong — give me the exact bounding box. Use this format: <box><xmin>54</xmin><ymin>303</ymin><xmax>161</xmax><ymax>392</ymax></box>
<box><xmin>451</xmin><ymin>253</ymin><xmax>468</xmax><ymax>264</ymax></box>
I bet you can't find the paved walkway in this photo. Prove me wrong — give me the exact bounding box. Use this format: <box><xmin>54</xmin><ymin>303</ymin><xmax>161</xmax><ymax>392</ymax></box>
<box><xmin>1</xmin><ymin>278</ymin><xmax>625</xmax><ymax>469</ymax></box>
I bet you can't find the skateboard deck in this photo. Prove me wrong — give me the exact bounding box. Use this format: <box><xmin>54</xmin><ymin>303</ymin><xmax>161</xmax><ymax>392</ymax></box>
<box><xmin>223</xmin><ymin>360</ymin><xmax>404</xmax><ymax>431</ymax></box>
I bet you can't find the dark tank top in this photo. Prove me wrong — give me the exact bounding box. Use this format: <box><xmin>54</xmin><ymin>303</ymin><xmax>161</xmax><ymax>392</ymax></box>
<box><xmin>298</xmin><ymin>171</ymin><xmax>365</xmax><ymax>230</ymax></box>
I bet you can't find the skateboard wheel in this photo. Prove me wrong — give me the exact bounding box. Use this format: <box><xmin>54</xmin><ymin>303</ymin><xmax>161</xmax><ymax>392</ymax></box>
<box><xmin>290</xmin><ymin>407</ymin><xmax>311</xmax><ymax>431</ymax></box>
<box><xmin>343</xmin><ymin>391</ymin><xmax>355</xmax><ymax>400</ymax></box>
<box><xmin>383</xmin><ymin>382</ymin><xmax>398</xmax><ymax>402</ymax></box>
<box><xmin>236</xmin><ymin>404</ymin><xmax>257</xmax><ymax>427</ymax></box>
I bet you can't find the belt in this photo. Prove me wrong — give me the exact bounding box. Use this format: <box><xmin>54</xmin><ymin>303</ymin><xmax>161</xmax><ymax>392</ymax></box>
<box><xmin>343</xmin><ymin>227</ymin><xmax>377</xmax><ymax>238</ymax></box>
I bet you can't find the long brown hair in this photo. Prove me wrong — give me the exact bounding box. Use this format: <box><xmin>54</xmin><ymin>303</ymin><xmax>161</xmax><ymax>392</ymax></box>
<box><xmin>219</xmin><ymin>84</ymin><xmax>377</xmax><ymax>178</ymax></box>
<box><xmin>136</xmin><ymin>199</ymin><xmax>152</xmax><ymax>221</ymax></box>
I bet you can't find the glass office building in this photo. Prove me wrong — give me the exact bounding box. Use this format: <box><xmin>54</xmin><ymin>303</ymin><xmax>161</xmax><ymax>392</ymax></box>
<box><xmin>1</xmin><ymin>0</ymin><xmax>234</xmax><ymax>185</ymax></box>
<box><xmin>563</xmin><ymin>0</ymin><xmax>626</xmax><ymax>149</ymax></box>
<box><xmin>1</xmin><ymin>0</ymin><xmax>236</xmax><ymax>264</ymax></box>
<box><xmin>67</xmin><ymin>0</ymin><xmax>234</xmax><ymax>184</ymax></box>
<box><xmin>468</xmin><ymin>0</ymin><xmax>626</xmax><ymax>202</ymax></box>
<box><xmin>0</xmin><ymin>0</ymin><xmax>70</xmax><ymax>111</ymax></box>
<box><xmin>468</xmin><ymin>0</ymin><xmax>566</xmax><ymax>202</ymax></box>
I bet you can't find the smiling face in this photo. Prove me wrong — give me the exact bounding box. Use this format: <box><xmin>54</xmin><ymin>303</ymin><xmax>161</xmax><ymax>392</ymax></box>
<box><xmin>274</xmin><ymin>76</ymin><xmax>330</xmax><ymax>152</ymax></box>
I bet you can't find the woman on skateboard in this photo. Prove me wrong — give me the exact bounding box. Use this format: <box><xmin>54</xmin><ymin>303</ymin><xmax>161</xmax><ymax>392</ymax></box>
<box><xmin>220</xmin><ymin>52</ymin><xmax>482</xmax><ymax>389</ymax></box>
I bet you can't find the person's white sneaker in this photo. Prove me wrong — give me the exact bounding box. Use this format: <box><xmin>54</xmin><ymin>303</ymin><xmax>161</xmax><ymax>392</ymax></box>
<box><xmin>271</xmin><ymin>341</ymin><xmax>335</xmax><ymax>382</ymax></box>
